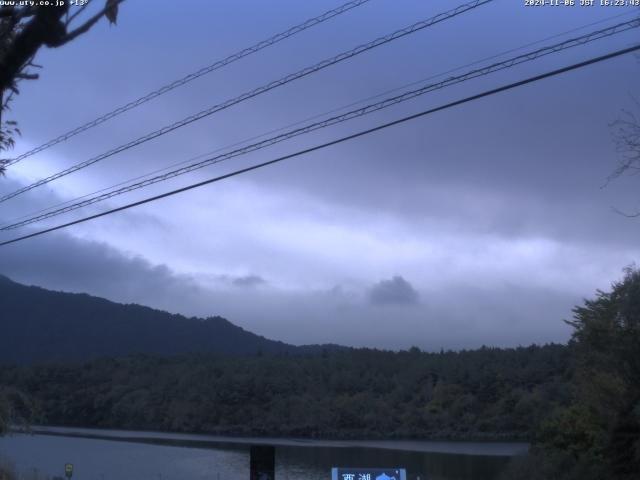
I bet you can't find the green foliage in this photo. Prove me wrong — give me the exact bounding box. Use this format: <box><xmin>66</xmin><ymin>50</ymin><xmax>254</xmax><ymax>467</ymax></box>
<box><xmin>513</xmin><ymin>267</ymin><xmax>640</xmax><ymax>479</ymax></box>
<box><xmin>0</xmin><ymin>344</ymin><xmax>569</xmax><ymax>440</ymax></box>
<box><xmin>0</xmin><ymin>387</ymin><xmax>39</xmax><ymax>435</ymax></box>
<box><xmin>0</xmin><ymin>456</ymin><xmax>51</xmax><ymax>480</ymax></box>
<box><xmin>0</xmin><ymin>394</ymin><xmax>7</xmax><ymax>435</ymax></box>
<box><xmin>0</xmin><ymin>457</ymin><xmax>16</xmax><ymax>480</ymax></box>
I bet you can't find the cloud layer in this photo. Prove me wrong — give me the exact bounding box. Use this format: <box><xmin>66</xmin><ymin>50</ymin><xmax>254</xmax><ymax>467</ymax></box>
<box><xmin>0</xmin><ymin>1</ymin><xmax>638</xmax><ymax>350</ymax></box>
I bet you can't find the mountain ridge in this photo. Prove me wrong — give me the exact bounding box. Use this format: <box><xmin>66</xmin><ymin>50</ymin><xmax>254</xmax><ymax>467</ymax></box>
<box><xmin>0</xmin><ymin>275</ymin><xmax>345</xmax><ymax>364</ymax></box>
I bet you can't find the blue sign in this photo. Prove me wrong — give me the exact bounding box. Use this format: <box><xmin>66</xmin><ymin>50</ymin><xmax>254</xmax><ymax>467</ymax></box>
<box><xmin>331</xmin><ymin>468</ymin><xmax>407</xmax><ymax>480</ymax></box>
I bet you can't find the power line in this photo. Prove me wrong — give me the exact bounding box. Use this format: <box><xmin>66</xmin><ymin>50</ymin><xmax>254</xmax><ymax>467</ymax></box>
<box><xmin>6</xmin><ymin>9</ymin><xmax>634</xmax><ymax>228</ymax></box>
<box><xmin>3</xmin><ymin>18</ymin><xmax>638</xmax><ymax>231</ymax></box>
<box><xmin>1</xmin><ymin>43</ymin><xmax>637</xmax><ymax>248</ymax></box>
<box><xmin>0</xmin><ymin>0</ymin><xmax>494</xmax><ymax>204</ymax></box>
<box><xmin>1</xmin><ymin>0</ymin><xmax>373</xmax><ymax>167</ymax></box>
<box><xmin>4</xmin><ymin>17</ymin><xmax>637</xmax><ymax>229</ymax></box>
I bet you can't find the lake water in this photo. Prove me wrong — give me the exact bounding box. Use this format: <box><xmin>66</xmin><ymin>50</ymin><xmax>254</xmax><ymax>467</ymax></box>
<box><xmin>0</xmin><ymin>427</ymin><xmax>528</xmax><ymax>480</ymax></box>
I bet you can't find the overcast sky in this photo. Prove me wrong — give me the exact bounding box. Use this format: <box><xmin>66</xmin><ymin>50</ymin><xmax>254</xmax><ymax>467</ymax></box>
<box><xmin>0</xmin><ymin>0</ymin><xmax>639</xmax><ymax>350</ymax></box>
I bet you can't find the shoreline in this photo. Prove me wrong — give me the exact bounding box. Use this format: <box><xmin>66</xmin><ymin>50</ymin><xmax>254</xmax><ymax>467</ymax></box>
<box><xmin>11</xmin><ymin>425</ymin><xmax>530</xmax><ymax>457</ymax></box>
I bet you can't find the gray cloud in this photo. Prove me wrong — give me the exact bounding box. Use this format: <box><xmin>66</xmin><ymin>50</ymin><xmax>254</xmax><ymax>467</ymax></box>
<box><xmin>0</xmin><ymin>1</ymin><xmax>638</xmax><ymax>351</ymax></box>
<box><xmin>0</xmin><ymin>167</ymin><xmax>635</xmax><ymax>350</ymax></box>
<box><xmin>232</xmin><ymin>274</ymin><xmax>266</xmax><ymax>288</ymax></box>
<box><xmin>0</xmin><ymin>232</ymin><xmax>201</xmax><ymax>312</ymax></box>
<box><xmin>369</xmin><ymin>276</ymin><xmax>419</xmax><ymax>306</ymax></box>
<box><xmin>0</xmin><ymin>225</ymin><xmax>580</xmax><ymax>350</ymax></box>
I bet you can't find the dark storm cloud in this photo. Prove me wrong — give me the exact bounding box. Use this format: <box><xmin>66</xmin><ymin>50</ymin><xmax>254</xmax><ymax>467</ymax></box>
<box><xmin>232</xmin><ymin>274</ymin><xmax>266</xmax><ymax>288</ymax></box>
<box><xmin>0</xmin><ymin>230</ymin><xmax>204</xmax><ymax>311</ymax></box>
<box><xmin>369</xmin><ymin>275</ymin><xmax>419</xmax><ymax>306</ymax></box>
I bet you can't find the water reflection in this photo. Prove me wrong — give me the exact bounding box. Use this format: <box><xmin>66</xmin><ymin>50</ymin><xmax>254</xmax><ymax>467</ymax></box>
<box><xmin>276</xmin><ymin>446</ymin><xmax>509</xmax><ymax>480</ymax></box>
<box><xmin>0</xmin><ymin>433</ymin><xmax>515</xmax><ymax>480</ymax></box>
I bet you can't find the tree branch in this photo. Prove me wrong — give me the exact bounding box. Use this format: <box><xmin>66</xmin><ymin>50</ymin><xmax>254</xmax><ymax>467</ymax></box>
<box><xmin>0</xmin><ymin>6</ymin><xmax>68</xmax><ymax>91</ymax></box>
<box><xmin>0</xmin><ymin>6</ymin><xmax>36</xmax><ymax>20</ymax></box>
<box><xmin>15</xmin><ymin>72</ymin><xmax>39</xmax><ymax>80</ymax></box>
<box><xmin>58</xmin><ymin>0</ymin><xmax>124</xmax><ymax>45</ymax></box>
<box><xmin>65</xmin><ymin>3</ymin><xmax>90</xmax><ymax>27</ymax></box>
<box><xmin>0</xmin><ymin>1</ymin><xmax>124</xmax><ymax>92</ymax></box>
<box><xmin>0</xmin><ymin>0</ymin><xmax>125</xmax><ymax>168</ymax></box>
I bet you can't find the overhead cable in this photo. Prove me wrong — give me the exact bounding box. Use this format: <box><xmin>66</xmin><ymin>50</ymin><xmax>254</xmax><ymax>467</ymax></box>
<box><xmin>3</xmin><ymin>18</ymin><xmax>637</xmax><ymax>231</ymax></box>
<box><xmin>1</xmin><ymin>43</ymin><xmax>637</xmax><ymax>247</ymax></box>
<box><xmin>0</xmin><ymin>0</ymin><xmax>494</xmax><ymax>203</ymax></box>
<box><xmin>2</xmin><ymin>0</ymin><xmax>374</xmax><ymax>166</ymax></box>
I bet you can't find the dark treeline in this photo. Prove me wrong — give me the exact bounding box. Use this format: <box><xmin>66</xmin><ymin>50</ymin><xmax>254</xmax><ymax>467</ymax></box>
<box><xmin>0</xmin><ymin>344</ymin><xmax>570</xmax><ymax>440</ymax></box>
<box><xmin>501</xmin><ymin>268</ymin><xmax>640</xmax><ymax>480</ymax></box>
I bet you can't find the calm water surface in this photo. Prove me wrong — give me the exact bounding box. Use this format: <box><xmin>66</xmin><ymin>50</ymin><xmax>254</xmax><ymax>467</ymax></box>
<box><xmin>0</xmin><ymin>427</ymin><xmax>528</xmax><ymax>480</ymax></box>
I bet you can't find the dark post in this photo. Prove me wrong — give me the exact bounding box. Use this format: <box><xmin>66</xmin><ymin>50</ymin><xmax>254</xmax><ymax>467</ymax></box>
<box><xmin>250</xmin><ymin>445</ymin><xmax>275</xmax><ymax>480</ymax></box>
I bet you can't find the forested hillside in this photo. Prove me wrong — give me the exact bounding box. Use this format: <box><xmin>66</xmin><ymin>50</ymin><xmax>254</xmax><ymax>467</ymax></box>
<box><xmin>501</xmin><ymin>268</ymin><xmax>640</xmax><ymax>480</ymax></box>
<box><xmin>0</xmin><ymin>344</ymin><xmax>570</xmax><ymax>439</ymax></box>
<box><xmin>0</xmin><ymin>275</ymin><xmax>338</xmax><ymax>363</ymax></box>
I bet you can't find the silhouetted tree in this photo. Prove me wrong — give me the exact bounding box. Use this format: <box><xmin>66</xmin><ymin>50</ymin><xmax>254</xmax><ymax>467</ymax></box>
<box><xmin>608</xmin><ymin>99</ymin><xmax>640</xmax><ymax>216</ymax></box>
<box><xmin>509</xmin><ymin>267</ymin><xmax>640</xmax><ymax>480</ymax></box>
<box><xmin>0</xmin><ymin>0</ymin><xmax>123</xmax><ymax>174</ymax></box>
<box><xmin>567</xmin><ymin>267</ymin><xmax>640</xmax><ymax>478</ymax></box>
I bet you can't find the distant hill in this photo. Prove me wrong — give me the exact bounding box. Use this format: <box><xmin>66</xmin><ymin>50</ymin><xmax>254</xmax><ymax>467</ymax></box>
<box><xmin>0</xmin><ymin>275</ymin><xmax>343</xmax><ymax>364</ymax></box>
